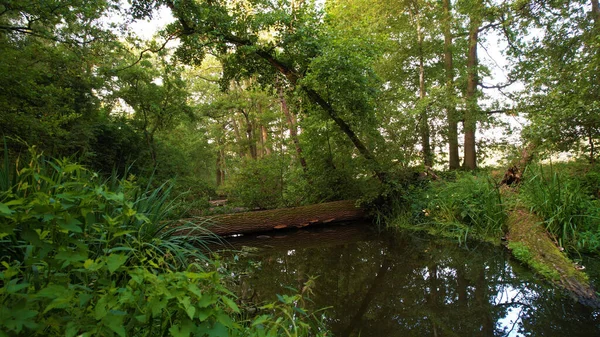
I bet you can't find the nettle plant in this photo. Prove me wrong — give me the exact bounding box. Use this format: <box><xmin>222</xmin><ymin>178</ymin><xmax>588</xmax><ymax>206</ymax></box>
<box><xmin>0</xmin><ymin>148</ymin><xmax>329</xmax><ymax>337</ymax></box>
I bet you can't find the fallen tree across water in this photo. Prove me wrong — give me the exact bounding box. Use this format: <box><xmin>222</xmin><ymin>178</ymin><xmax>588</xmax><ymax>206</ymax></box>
<box><xmin>500</xmin><ymin>143</ymin><xmax>600</xmax><ymax>307</ymax></box>
<box><xmin>178</xmin><ymin>200</ymin><xmax>366</xmax><ymax>236</ymax></box>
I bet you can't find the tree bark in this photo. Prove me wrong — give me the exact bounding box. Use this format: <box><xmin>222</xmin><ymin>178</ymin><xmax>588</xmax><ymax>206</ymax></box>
<box><xmin>443</xmin><ymin>0</ymin><xmax>460</xmax><ymax>170</ymax></box>
<box><xmin>231</xmin><ymin>117</ymin><xmax>245</xmax><ymax>158</ymax></box>
<box><xmin>463</xmin><ymin>6</ymin><xmax>482</xmax><ymax>170</ymax></box>
<box><xmin>240</xmin><ymin>109</ymin><xmax>257</xmax><ymax>159</ymax></box>
<box><xmin>261</xmin><ymin>125</ymin><xmax>271</xmax><ymax>156</ymax></box>
<box><xmin>179</xmin><ymin>200</ymin><xmax>365</xmax><ymax>236</ymax></box>
<box><xmin>280</xmin><ymin>87</ymin><xmax>308</xmax><ymax>170</ymax></box>
<box><xmin>416</xmin><ymin>9</ymin><xmax>433</xmax><ymax>167</ymax></box>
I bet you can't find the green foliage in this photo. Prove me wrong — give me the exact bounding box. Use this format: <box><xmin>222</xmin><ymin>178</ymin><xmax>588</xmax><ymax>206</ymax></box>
<box><xmin>0</xmin><ymin>149</ymin><xmax>328</xmax><ymax>337</ymax></box>
<box><xmin>390</xmin><ymin>172</ymin><xmax>505</xmax><ymax>243</ymax></box>
<box><xmin>224</xmin><ymin>156</ymin><xmax>285</xmax><ymax>209</ymax></box>
<box><xmin>519</xmin><ymin>165</ymin><xmax>600</xmax><ymax>252</ymax></box>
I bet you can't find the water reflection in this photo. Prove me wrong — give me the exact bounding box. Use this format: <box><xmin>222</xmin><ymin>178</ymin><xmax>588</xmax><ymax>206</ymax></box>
<box><xmin>223</xmin><ymin>223</ymin><xmax>600</xmax><ymax>337</ymax></box>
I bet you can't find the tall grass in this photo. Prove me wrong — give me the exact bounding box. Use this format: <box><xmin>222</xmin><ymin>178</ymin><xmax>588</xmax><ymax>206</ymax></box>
<box><xmin>520</xmin><ymin>165</ymin><xmax>600</xmax><ymax>252</ymax></box>
<box><xmin>388</xmin><ymin>173</ymin><xmax>506</xmax><ymax>244</ymax></box>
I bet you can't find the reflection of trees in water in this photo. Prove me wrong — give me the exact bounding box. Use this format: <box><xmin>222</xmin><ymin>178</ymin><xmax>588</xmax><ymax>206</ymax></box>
<box><xmin>226</xmin><ymin>227</ymin><xmax>600</xmax><ymax>337</ymax></box>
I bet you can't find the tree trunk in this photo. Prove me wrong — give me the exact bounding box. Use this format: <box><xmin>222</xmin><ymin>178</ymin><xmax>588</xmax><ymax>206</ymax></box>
<box><xmin>463</xmin><ymin>7</ymin><xmax>481</xmax><ymax>170</ymax></box>
<box><xmin>280</xmin><ymin>87</ymin><xmax>308</xmax><ymax>170</ymax></box>
<box><xmin>443</xmin><ymin>0</ymin><xmax>460</xmax><ymax>170</ymax></box>
<box><xmin>179</xmin><ymin>200</ymin><xmax>365</xmax><ymax>236</ymax></box>
<box><xmin>593</xmin><ymin>0</ymin><xmax>600</xmax><ymax>23</ymax></box>
<box><xmin>231</xmin><ymin>117</ymin><xmax>245</xmax><ymax>158</ymax></box>
<box><xmin>416</xmin><ymin>12</ymin><xmax>433</xmax><ymax>167</ymax></box>
<box><xmin>240</xmin><ymin>109</ymin><xmax>257</xmax><ymax>159</ymax></box>
<box><xmin>261</xmin><ymin>125</ymin><xmax>271</xmax><ymax>156</ymax></box>
<box><xmin>220</xmin><ymin>221</ymin><xmax>374</xmax><ymax>251</ymax></box>
<box><xmin>304</xmin><ymin>88</ymin><xmax>386</xmax><ymax>182</ymax></box>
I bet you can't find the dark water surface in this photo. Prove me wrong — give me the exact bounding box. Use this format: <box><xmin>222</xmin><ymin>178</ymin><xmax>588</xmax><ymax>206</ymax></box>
<box><xmin>222</xmin><ymin>222</ymin><xmax>600</xmax><ymax>337</ymax></box>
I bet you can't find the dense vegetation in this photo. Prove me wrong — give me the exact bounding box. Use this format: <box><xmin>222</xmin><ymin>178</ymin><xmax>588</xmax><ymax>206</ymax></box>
<box><xmin>1</xmin><ymin>0</ymin><xmax>600</xmax><ymax>334</ymax></box>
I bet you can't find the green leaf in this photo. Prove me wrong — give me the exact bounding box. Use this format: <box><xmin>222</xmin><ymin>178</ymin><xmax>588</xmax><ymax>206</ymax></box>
<box><xmin>106</xmin><ymin>254</ymin><xmax>128</xmax><ymax>273</ymax></box>
<box><xmin>0</xmin><ymin>202</ymin><xmax>12</xmax><ymax>215</ymax></box>
<box><xmin>179</xmin><ymin>297</ymin><xmax>196</xmax><ymax>319</ymax></box>
<box><xmin>57</xmin><ymin>217</ymin><xmax>83</xmax><ymax>233</ymax></box>
<box><xmin>105</xmin><ymin>315</ymin><xmax>126</xmax><ymax>337</ymax></box>
<box><xmin>221</xmin><ymin>296</ymin><xmax>240</xmax><ymax>313</ymax></box>
<box><xmin>169</xmin><ymin>319</ymin><xmax>195</xmax><ymax>337</ymax></box>
<box><xmin>251</xmin><ymin>315</ymin><xmax>270</xmax><ymax>327</ymax></box>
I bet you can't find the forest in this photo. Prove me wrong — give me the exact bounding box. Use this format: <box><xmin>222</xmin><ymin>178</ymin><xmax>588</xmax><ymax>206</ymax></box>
<box><xmin>1</xmin><ymin>0</ymin><xmax>600</xmax><ymax>336</ymax></box>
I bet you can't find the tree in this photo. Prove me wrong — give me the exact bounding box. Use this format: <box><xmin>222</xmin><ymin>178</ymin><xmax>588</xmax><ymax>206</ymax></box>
<box><xmin>131</xmin><ymin>0</ymin><xmax>387</xmax><ymax>181</ymax></box>
<box><xmin>115</xmin><ymin>52</ymin><xmax>194</xmax><ymax>166</ymax></box>
<box><xmin>514</xmin><ymin>0</ymin><xmax>600</xmax><ymax>164</ymax></box>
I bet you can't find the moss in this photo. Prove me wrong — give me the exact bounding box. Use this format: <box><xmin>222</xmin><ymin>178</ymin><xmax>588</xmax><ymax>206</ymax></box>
<box><xmin>508</xmin><ymin>241</ymin><xmax>561</xmax><ymax>281</ymax></box>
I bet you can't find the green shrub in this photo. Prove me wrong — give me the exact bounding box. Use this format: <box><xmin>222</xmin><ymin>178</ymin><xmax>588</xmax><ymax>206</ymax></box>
<box><xmin>0</xmin><ymin>148</ymin><xmax>329</xmax><ymax>337</ymax></box>
<box><xmin>224</xmin><ymin>156</ymin><xmax>285</xmax><ymax>209</ymax></box>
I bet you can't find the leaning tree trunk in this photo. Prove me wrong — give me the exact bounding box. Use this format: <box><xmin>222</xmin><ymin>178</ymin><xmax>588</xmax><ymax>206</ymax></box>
<box><xmin>178</xmin><ymin>200</ymin><xmax>365</xmax><ymax>236</ymax></box>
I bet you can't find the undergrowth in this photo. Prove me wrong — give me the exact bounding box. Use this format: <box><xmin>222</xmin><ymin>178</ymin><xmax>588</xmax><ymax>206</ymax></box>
<box><xmin>519</xmin><ymin>164</ymin><xmax>600</xmax><ymax>253</ymax></box>
<box><xmin>387</xmin><ymin>171</ymin><xmax>505</xmax><ymax>244</ymax></box>
<box><xmin>0</xmin><ymin>146</ymin><xmax>329</xmax><ymax>337</ymax></box>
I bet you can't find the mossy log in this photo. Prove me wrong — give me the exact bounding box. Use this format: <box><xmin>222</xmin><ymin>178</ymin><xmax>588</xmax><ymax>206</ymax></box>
<box><xmin>505</xmin><ymin>207</ymin><xmax>600</xmax><ymax>307</ymax></box>
<box><xmin>181</xmin><ymin>200</ymin><xmax>366</xmax><ymax>236</ymax></box>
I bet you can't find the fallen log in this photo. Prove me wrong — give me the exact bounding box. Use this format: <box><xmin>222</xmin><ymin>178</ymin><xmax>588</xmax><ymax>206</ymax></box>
<box><xmin>499</xmin><ymin>143</ymin><xmax>600</xmax><ymax>307</ymax></box>
<box><xmin>505</xmin><ymin>208</ymin><xmax>600</xmax><ymax>308</ymax></box>
<box><xmin>216</xmin><ymin>221</ymin><xmax>375</xmax><ymax>252</ymax></box>
<box><xmin>179</xmin><ymin>200</ymin><xmax>366</xmax><ymax>236</ymax></box>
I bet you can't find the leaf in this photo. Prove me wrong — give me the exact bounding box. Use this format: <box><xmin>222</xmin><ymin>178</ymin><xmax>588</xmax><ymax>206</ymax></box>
<box><xmin>178</xmin><ymin>296</ymin><xmax>196</xmax><ymax>320</ymax></box>
<box><xmin>0</xmin><ymin>202</ymin><xmax>12</xmax><ymax>215</ymax></box>
<box><xmin>105</xmin><ymin>315</ymin><xmax>126</xmax><ymax>337</ymax></box>
<box><xmin>221</xmin><ymin>296</ymin><xmax>240</xmax><ymax>313</ymax></box>
<box><xmin>106</xmin><ymin>254</ymin><xmax>128</xmax><ymax>273</ymax></box>
<box><xmin>57</xmin><ymin>217</ymin><xmax>83</xmax><ymax>233</ymax></box>
<box><xmin>169</xmin><ymin>319</ymin><xmax>195</xmax><ymax>337</ymax></box>
<box><xmin>251</xmin><ymin>315</ymin><xmax>270</xmax><ymax>327</ymax></box>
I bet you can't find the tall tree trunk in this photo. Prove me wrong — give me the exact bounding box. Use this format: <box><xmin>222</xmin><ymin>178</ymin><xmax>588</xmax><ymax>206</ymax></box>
<box><xmin>216</xmin><ymin>149</ymin><xmax>223</xmax><ymax>187</ymax></box>
<box><xmin>593</xmin><ymin>0</ymin><xmax>600</xmax><ymax>23</ymax></box>
<box><xmin>231</xmin><ymin>117</ymin><xmax>245</xmax><ymax>158</ymax></box>
<box><xmin>261</xmin><ymin>125</ymin><xmax>271</xmax><ymax>156</ymax></box>
<box><xmin>279</xmin><ymin>88</ymin><xmax>308</xmax><ymax>171</ymax></box>
<box><xmin>443</xmin><ymin>0</ymin><xmax>460</xmax><ymax>170</ymax></box>
<box><xmin>416</xmin><ymin>12</ymin><xmax>433</xmax><ymax>167</ymax></box>
<box><xmin>240</xmin><ymin>109</ymin><xmax>257</xmax><ymax>159</ymax></box>
<box><xmin>216</xmin><ymin>123</ymin><xmax>226</xmax><ymax>187</ymax></box>
<box><xmin>463</xmin><ymin>7</ymin><xmax>482</xmax><ymax>170</ymax></box>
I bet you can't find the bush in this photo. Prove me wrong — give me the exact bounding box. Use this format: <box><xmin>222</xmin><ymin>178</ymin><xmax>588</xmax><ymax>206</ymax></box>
<box><xmin>0</xmin><ymin>148</ymin><xmax>328</xmax><ymax>337</ymax></box>
<box><xmin>224</xmin><ymin>156</ymin><xmax>285</xmax><ymax>209</ymax></box>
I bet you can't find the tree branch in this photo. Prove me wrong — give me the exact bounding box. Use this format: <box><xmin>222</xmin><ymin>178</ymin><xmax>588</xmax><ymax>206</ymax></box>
<box><xmin>114</xmin><ymin>33</ymin><xmax>179</xmax><ymax>72</ymax></box>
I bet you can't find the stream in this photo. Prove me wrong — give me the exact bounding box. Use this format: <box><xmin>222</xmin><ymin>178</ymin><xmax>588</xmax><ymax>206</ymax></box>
<box><xmin>221</xmin><ymin>222</ymin><xmax>600</xmax><ymax>336</ymax></box>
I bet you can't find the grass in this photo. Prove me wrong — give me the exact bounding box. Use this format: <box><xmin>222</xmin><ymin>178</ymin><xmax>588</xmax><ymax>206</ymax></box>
<box><xmin>387</xmin><ymin>171</ymin><xmax>506</xmax><ymax>244</ymax></box>
<box><xmin>519</xmin><ymin>164</ymin><xmax>600</xmax><ymax>252</ymax></box>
